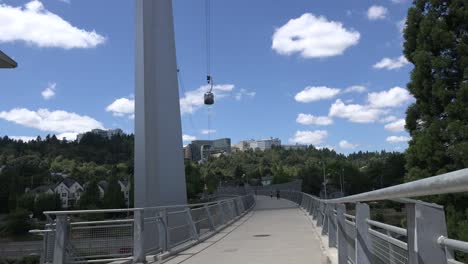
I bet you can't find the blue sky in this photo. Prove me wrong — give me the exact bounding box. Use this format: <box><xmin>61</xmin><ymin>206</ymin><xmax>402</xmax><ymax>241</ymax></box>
<box><xmin>0</xmin><ymin>0</ymin><xmax>414</xmax><ymax>153</ymax></box>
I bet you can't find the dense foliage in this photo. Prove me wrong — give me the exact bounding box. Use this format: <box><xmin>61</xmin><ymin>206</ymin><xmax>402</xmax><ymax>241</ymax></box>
<box><xmin>403</xmin><ymin>0</ymin><xmax>467</xmax><ymax>260</ymax></box>
<box><xmin>196</xmin><ymin>147</ymin><xmax>406</xmax><ymax>197</ymax></box>
<box><xmin>0</xmin><ymin>133</ymin><xmax>134</xmax><ymax>214</ymax></box>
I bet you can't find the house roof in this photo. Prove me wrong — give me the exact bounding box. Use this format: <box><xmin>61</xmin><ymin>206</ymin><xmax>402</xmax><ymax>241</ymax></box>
<box><xmin>98</xmin><ymin>180</ymin><xmax>109</xmax><ymax>190</ymax></box>
<box><xmin>0</xmin><ymin>50</ymin><xmax>17</xmax><ymax>68</ymax></box>
<box><xmin>59</xmin><ymin>178</ymin><xmax>80</xmax><ymax>188</ymax></box>
<box><xmin>32</xmin><ymin>185</ymin><xmax>54</xmax><ymax>194</ymax></box>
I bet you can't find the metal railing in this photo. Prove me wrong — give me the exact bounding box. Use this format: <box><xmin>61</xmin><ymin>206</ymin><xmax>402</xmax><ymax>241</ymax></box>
<box><xmin>31</xmin><ymin>194</ymin><xmax>255</xmax><ymax>264</ymax></box>
<box><xmin>260</xmin><ymin>168</ymin><xmax>468</xmax><ymax>264</ymax></box>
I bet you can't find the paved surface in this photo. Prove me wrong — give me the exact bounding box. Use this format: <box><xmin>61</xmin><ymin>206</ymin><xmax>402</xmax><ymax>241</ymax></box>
<box><xmin>162</xmin><ymin>196</ymin><xmax>326</xmax><ymax>264</ymax></box>
<box><xmin>0</xmin><ymin>240</ymin><xmax>42</xmax><ymax>258</ymax></box>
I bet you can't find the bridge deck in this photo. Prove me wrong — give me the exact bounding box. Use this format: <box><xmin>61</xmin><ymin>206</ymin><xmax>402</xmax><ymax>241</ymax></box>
<box><xmin>160</xmin><ymin>195</ymin><xmax>326</xmax><ymax>264</ymax></box>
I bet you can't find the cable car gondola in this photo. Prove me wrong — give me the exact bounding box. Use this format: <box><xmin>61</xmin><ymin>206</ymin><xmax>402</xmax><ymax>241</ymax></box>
<box><xmin>204</xmin><ymin>75</ymin><xmax>214</xmax><ymax>105</ymax></box>
<box><xmin>204</xmin><ymin>92</ymin><xmax>214</xmax><ymax>105</ymax></box>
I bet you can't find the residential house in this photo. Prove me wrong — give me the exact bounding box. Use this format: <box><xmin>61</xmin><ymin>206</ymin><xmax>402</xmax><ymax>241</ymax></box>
<box><xmin>54</xmin><ymin>178</ymin><xmax>83</xmax><ymax>208</ymax></box>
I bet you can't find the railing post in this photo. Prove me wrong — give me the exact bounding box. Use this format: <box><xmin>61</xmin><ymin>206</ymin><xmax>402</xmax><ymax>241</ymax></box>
<box><xmin>337</xmin><ymin>203</ymin><xmax>348</xmax><ymax>264</ymax></box>
<box><xmin>355</xmin><ymin>203</ymin><xmax>372</xmax><ymax>264</ymax></box>
<box><xmin>317</xmin><ymin>202</ymin><xmax>323</xmax><ymax>227</ymax></box>
<box><xmin>313</xmin><ymin>200</ymin><xmax>319</xmax><ymax>220</ymax></box>
<box><xmin>308</xmin><ymin>198</ymin><xmax>313</xmax><ymax>215</ymax></box>
<box><xmin>406</xmin><ymin>201</ymin><xmax>448</xmax><ymax>264</ymax></box>
<box><xmin>185</xmin><ymin>208</ymin><xmax>199</xmax><ymax>241</ymax></box>
<box><xmin>328</xmin><ymin>204</ymin><xmax>337</xmax><ymax>248</ymax></box>
<box><xmin>204</xmin><ymin>205</ymin><xmax>215</xmax><ymax>231</ymax></box>
<box><xmin>53</xmin><ymin>215</ymin><xmax>68</xmax><ymax>264</ymax></box>
<box><xmin>133</xmin><ymin>209</ymin><xmax>145</xmax><ymax>263</ymax></box>
<box><xmin>218</xmin><ymin>202</ymin><xmax>225</xmax><ymax>225</ymax></box>
<box><xmin>321</xmin><ymin>203</ymin><xmax>329</xmax><ymax>236</ymax></box>
<box><xmin>157</xmin><ymin>210</ymin><xmax>167</xmax><ymax>252</ymax></box>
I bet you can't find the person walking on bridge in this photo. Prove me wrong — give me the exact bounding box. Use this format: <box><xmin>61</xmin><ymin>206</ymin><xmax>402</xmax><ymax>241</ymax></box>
<box><xmin>269</xmin><ymin>190</ymin><xmax>273</xmax><ymax>199</ymax></box>
<box><xmin>276</xmin><ymin>189</ymin><xmax>280</xmax><ymax>200</ymax></box>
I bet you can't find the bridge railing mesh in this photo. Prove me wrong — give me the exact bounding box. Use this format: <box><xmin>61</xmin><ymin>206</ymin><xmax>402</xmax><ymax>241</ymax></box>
<box><xmin>32</xmin><ymin>194</ymin><xmax>255</xmax><ymax>264</ymax></box>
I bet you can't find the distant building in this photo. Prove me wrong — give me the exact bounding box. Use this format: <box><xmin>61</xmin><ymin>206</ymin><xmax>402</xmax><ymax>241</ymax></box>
<box><xmin>54</xmin><ymin>178</ymin><xmax>83</xmax><ymax>208</ymax></box>
<box><xmin>282</xmin><ymin>144</ymin><xmax>308</xmax><ymax>150</ymax></box>
<box><xmin>77</xmin><ymin>128</ymin><xmax>124</xmax><ymax>142</ymax></box>
<box><xmin>118</xmin><ymin>180</ymin><xmax>131</xmax><ymax>206</ymax></box>
<box><xmin>185</xmin><ymin>138</ymin><xmax>231</xmax><ymax>162</ymax></box>
<box><xmin>233</xmin><ymin>138</ymin><xmax>281</xmax><ymax>151</ymax></box>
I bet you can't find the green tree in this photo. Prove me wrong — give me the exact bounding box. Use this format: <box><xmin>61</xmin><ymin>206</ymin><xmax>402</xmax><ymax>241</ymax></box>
<box><xmin>79</xmin><ymin>180</ymin><xmax>101</xmax><ymax>209</ymax></box>
<box><xmin>34</xmin><ymin>193</ymin><xmax>61</xmax><ymax>220</ymax></box>
<box><xmin>185</xmin><ymin>162</ymin><xmax>203</xmax><ymax>199</ymax></box>
<box><xmin>403</xmin><ymin>0</ymin><xmax>468</xmax><ymax>260</ymax></box>
<box><xmin>103</xmin><ymin>176</ymin><xmax>125</xmax><ymax>209</ymax></box>
<box><xmin>404</xmin><ymin>0</ymin><xmax>468</xmax><ymax>179</ymax></box>
<box><xmin>0</xmin><ymin>209</ymin><xmax>31</xmax><ymax>236</ymax></box>
<box><xmin>17</xmin><ymin>193</ymin><xmax>35</xmax><ymax>213</ymax></box>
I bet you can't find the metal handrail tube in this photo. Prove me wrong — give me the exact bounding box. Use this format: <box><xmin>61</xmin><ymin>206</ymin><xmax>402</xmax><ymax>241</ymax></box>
<box><xmin>367</xmin><ymin>219</ymin><xmax>407</xmax><ymax>236</ymax></box>
<box><xmin>438</xmin><ymin>236</ymin><xmax>468</xmax><ymax>253</ymax></box>
<box><xmin>70</xmin><ymin>219</ymin><xmax>134</xmax><ymax>226</ymax></box>
<box><xmin>344</xmin><ymin>213</ymin><xmax>355</xmax><ymax>219</ymax></box>
<box><xmin>45</xmin><ymin>196</ymin><xmax>241</xmax><ymax>215</ymax></box>
<box><xmin>71</xmin><ymin>223</ymin><xmax>133</xmax><ymax>230</ymax></box>
<box><xmin>369</xmin><ymin>228</ymin><xmax>408</xmax><ymax>250</ymax></box>
<box><xmin>44</xmin><ymin>207</ymin><xmax>143</xmax><ymax>215</ymax></box>
<box><xmin>345</xmin><ymin>219</ymin><xmax>356</xmax><ymax>226</ymax></box>
<box><xmin>324</xmin><ymin>168</ymin><xmax>468</xmax><ymax>204</ymax></box>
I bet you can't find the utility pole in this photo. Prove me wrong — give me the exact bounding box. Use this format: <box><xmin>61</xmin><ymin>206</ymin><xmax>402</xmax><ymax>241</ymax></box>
<box><xmin>340</xmin><ymin>167</ymin><xmax>344</xmax><ymax>194</ymax></box>
<box><xmin>322</xmin><ymin>161</ymin><xmax>327</xmax><ymax>199</ymax></box>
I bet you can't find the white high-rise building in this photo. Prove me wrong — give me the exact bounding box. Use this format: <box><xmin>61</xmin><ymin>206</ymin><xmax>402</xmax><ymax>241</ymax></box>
<box><xmin>233</xmin><ymin>138</ymin><xmax>281</xmax><ymax>151</ymax></box>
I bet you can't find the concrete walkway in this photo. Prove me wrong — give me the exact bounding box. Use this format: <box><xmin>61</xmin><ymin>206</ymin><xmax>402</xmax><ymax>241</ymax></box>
<box><xmin>162</xmin><ymin>196</ymin><xmax>327</xmax><ymax>264</ymax></box>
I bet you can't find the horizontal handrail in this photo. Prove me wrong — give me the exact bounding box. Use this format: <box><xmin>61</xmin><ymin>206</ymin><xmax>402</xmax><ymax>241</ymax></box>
<box><xmin>369</xmin><ymin>228</ymin><xmax>408</xmax><ymax>250</ymax></box>
<box><xmin>438</xmin><ymin>236</ymin><xmax>468</xmax><ymax>253</ymax></box>
<box><xmin>325</xmin><ymin>168</ymin><xmax>468</xmax><ymax>204</ymax></box>
<box><xmin>70</xmin><ymin>219</ymin><xmax>134</xmax><ymax>226</ymax></box>
<box><xmin>367</xmin><ymin>219</ymin><xmax>407</xmax><ymax>236</ymax></box>
<box><xmin>45</xmin><ymin>196</ymin><xmax>240</xmax><ymax>215</ymax></box>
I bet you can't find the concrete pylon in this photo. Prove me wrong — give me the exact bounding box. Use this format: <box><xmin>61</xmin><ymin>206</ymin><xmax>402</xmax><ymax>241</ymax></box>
<box><xmin>134</xmin><ymin>0</ymin><xmax>187</xmax><ymax>208</ymax></box>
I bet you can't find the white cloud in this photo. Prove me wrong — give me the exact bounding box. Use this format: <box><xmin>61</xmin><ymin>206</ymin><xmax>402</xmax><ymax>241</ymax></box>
<box><xmin>181</xmin><ymin>84</ymin><xmax>235</xmax><ymax>114</ymax></box>
<box><xmin>58</xmin><ymin>0</ymin><xmax>70</xmax><ymax>3</ymax></box>
<box><xmin>373</xmin><ymin>55</ymin><xmax>409</xmax><ymax>70</ymax></box>
<box><xmin>380</xmin><ymin>115</ymin><xmax>397</xmax><ymax>123</ymax></box>
<box><xmin>295</xmin><ymin>86</ymin><xmax>340</xmax><ymax>103</ymax></box>
<box><xmin>384</xmin><ymin>118</ymin><xmax>406</xmax><ymax>132</ymax></box>
<box><xmin>9</xmin><ymin>136</ymin><xmax>36</xmax><ymax>142</ymax></box>
<box><xmin>41</xmin><ymin>82</ymin><xmax>56</xmax><ymax>99</ymax></box>
<box><xmin>367</xmin><ymin>5</ymin><xmax>388</xmax><ymax>20</ymax></box>
<box><xmin>296</xmin><ymin>113</ymin><xmax>333</xmax><ymax>126</ymax></box>
<box><xmin>106</xmin><ymin>98</ymin><xmax>134</xmax><ymax>118</ymax></box>
<box><xmin>316</xmin><ymin>145</ymin><xmax>335</xmax><ymax>150</ymax></box>
<box><xmin>0</xmin><ymin>0</ymin><xmax>105</xmax><ymax>49</ymax></box>
<box><xmin>56</xmin><ymin>132</ymin><xmax>78</xmax><ymax>141</ymax></box>
<box><xmin>272</xmin><ymin>13</ymin><xmax>360</xmax><ymax>58</ymax></box>
<box><xmin>201</xmin><ymin>129</ymin><xmax>216</xmax><ymax>135</ymax></box>
<box><xmin>386</xmin><ymin>136</ymin><xmax>410</xmax><ymax>143</ymax></box>
<box><xmin>368</xmin><ymin>87</ymin><xmax>413</xmax><ymax>108</ymax></box>
<box><xmin>329</xmin><ymin>99</ymin><xmax>386</xmax><ymax>123</ymax></box>
<box><xmin>235</xmin><ymin>88</ymin><xmax>256</xmax><ymax>101</ymax></box>
<box><xmin>339</xmin><ymin>140</ymin><xmax>359</xmax><ymax>149</ymax></box>
<box><xmin>0</xmin><ymin>108</ymin><xmax>104</xmax><ymax>135</ymax></box>
<box><xmin>397</xmin><ymin>18</ymin><xmax>407</xmax><ymax>33</ymax></box>
<box><xmin>107</xmin><ymin>84</ymin><xmax>236</xmax><ymax>118</ymax></box>
<box><xmin>289</xmin><ymin>130</ymin><xmax>328</xmax><ymax>145</ymax></box>
<box><xmin>182</xmin><ymin>134</ymin><xmax>196</xmax><ymax>142</ymax></box>
<box><xmin>344</xmin><ymin>85</ymin><xmax>367</xmax><ymax>93</ymax></box>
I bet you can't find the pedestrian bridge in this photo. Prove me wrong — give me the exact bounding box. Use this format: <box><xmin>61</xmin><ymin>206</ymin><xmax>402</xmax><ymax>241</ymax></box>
<box><xmin>161</xmin><ymin>196</ymin><xmax>327</xmax><ymax>264</ymax></box>
<box><xmin>33</xmin><ymin>168</ymin><xmax>468</xmax><ymax>264</ymax></box>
